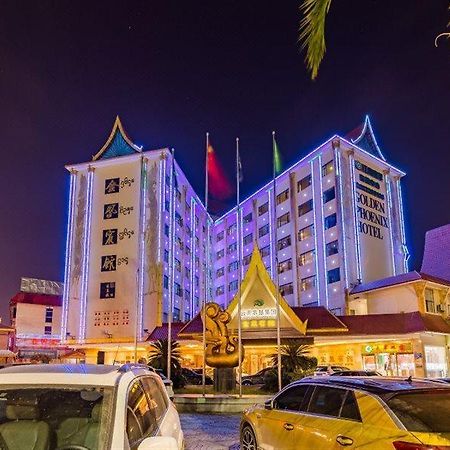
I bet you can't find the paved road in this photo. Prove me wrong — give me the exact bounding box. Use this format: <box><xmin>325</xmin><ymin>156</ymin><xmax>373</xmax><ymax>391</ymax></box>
<box><xmin>180</xmin><ymin>413</ymin><xmax>241</xmax><ymax>450</ymax></box>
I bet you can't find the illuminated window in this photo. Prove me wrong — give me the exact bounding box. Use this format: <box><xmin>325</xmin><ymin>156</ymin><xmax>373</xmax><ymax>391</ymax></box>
<box><xmin>324</xmin><ymin>213</ymin><xmax>337</xmax><ymax>230</ymax></box>
<box><xmin>173</xmin><ymin>307</ymin><xmax>180</xmax><ymax>322</ymax></box>
<box><xmin>174</xmin><ymin>283</ymin><xmax>183</xmax><ymax>297</ymax></box>
<box><xmin>227</xmin><ymin>223</ymin><xmax>237</xmax><ymax>235</ymax></box>
<box><xmin>243</xmin><ymin>254</ymin><xmax>251</xmax><ymax>266</ymax></box>
<box><xmin>322</xmin><ymin>160</ymin><xmax>334</xmax><ymax>177</ymax></box>
<box><xmin>327</xmin><ymin>268</ymin><xmax>340</xmax><ymax>284</ymax></box>
<box><xmin>216</xmin><ymin>285</ymin><xmax>224</xmax><ymax>296</ymax></box>
<box><xmin>323</xmin><ymin>187</ymin><xmax>336</xmax><ymax>204</ymax></box>
<box><xmin>216</xmin><ymin>267</ymin><xmax>224</xmax><ymax>277</ymax></box>
<box><xmin>425</xmin><ymin>288</ymin><xmax>435</xmax><ymax>313</ymax></box>
<box><xmin>45</xmin><ymin>307</ymin><xmax>53</xmax><ymax>324</ymax></box>
<box><xmin>326</xmin><ymin>240</ymin><xmax>339</xmax><ymax>257</ymax></box>
<box><xmin>298</xmin><ymin>199</ymin><xmax>313</xmax><ymax>217</ymax></box>
<box><xmin>298</xmin><ymin>224</ymin><xmax>314</xmax><ymax>241</ymax></box>
<box><xmin>280</xmin><ymin>282</ymin><xmax>294</xmax><ymax>296</ymax></box>
<box><xmin>277</xmin><ymin>235</ymin><xmax>291</xmax><ymax>250</ymax></box>
<box><xmin>261</xmin><ymin>245</ymin><xmax>270</xmax><ymax>258</ymax></box>
<box><xmin>277</xmin><ymin>212</ymin><xmax>290</xmax><ymax>228</ymax></box>
<box><xmin>278</xmin><ymin>259</ymin><xmax>292</xmax><ymax>274</ymax></box>
<box><xmin>299</xmin><ymin>250</ymin><xmax>315</xmax><ymax>266</ymax></box>
<box><xmin>301</xmin><ymin>275</ymin><xmax>316</xmax><ymax>291</ymax></box>
<box><xmin>258</xmin><ymin>202</ymin><xmax>269</xmax><ymax>216</ymax></box>
<box><xmin>228</xmin><ymin>261</ymin><xmax>239</xmax><ymax>272</ymax></box>
<box><xmin>216</xmin><ymin>249</ymin><xmax>224</xmax><ymax>260</ymax></box>
<box><xmin>297</xmin><ymin>174</ymin><xmax>312</xmax><ymax>191</ymax></box>
<box><xmin>276</xmin><ymin>189</ymin><xmax>289</xmax><ymax>205</ymax></box>
<box><xmin>259</xmin><ymin>224</ymin><xmax>270</xmax><ymax>238</ymax></box>
<box><xmin>228</xmin><ymin>242</ymin><xmax>237</xmax><ymax>254</ymax></box>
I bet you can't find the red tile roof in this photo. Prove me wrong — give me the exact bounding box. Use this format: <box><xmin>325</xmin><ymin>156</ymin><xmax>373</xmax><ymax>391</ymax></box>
<box><xmin>10</xmin><ymin>292</ymin><xmax>62</xmax><ymax>307</ymax></box>
<box><xmin>146</xmin><ymin>322</ymin><xmax>187</xmax><ymax>341</ymax></box>
<box><xmin>338</xmin><ymin>312</ymin><xmax>450</xmax><ymax>336</ymax></box>
<box><xmin>421</xmin><ymin>224</ymin><xmax>450</xmax><ymax>282</ymax></box>
<box><xmin>291</xmin><ymin>307</ymin><xmax>347</xmax><ymax>332</ymax></box>
<box><xmin>350</xmin><ymin>271</ymin><xmax>450</xmax><ymax>295</ymax></box>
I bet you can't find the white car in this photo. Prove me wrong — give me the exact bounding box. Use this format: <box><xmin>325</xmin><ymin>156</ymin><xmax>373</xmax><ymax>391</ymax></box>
<box><xmin>0</xmin><ymin>363</ymin><xmax>184</xmax><ymax>450</ymax></box>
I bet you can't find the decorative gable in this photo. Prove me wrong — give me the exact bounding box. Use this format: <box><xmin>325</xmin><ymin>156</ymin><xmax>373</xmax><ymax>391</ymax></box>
<box><xmin>350</xmin><ymin>115</ymin><xmax>386</xmax><ymax>161</ymax></box>
<box><xmin>226</xmin><ymin>246</ymin><xmax>307</xmax><ymax>334</ymax></box>
<box><xmin>92</xmin><ymin>116</ymin><xmax>142</xmax><ymax>161</ymax></box>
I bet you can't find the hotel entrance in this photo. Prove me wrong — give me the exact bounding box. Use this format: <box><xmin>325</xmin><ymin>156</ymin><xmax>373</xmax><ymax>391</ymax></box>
<box><xmin>361</xmin><ymin>341</ymin><xmax>415</xmax><ymax>377</ymax></box>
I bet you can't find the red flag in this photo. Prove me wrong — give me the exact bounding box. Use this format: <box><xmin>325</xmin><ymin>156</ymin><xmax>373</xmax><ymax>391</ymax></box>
<box><xmin>207</xmin><ymin>143</ymin><xmax>233</xmax><ymax>201</ymax></box>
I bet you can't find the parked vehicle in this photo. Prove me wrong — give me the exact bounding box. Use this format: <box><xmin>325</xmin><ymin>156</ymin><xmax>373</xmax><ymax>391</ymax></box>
<box><xmin>313</xmin><ymin>365</ymin><xmax>351</xmax><ymax>376</ymax></box>
<box><xmin>0</xmin><ymin>363</ymin><xmax>184</xmax><ymax>449</ymax></box>
<box><xmin>181</xmin><ymin>367</ymin><xmax>213</xmax><ymax>385</ymax></box>
<box><xmin>241</xmin><ymin>367</ymin><xmax>274</xmax><ymax>386</ymax></box>
<box><xmin>240</xmin><ymin>376</ymin><xmax>450</xmax><ymax>450</ymax></box>
<box><xmin>330</xmin><ymin>370</ymin><xmax>381</xmax><ymax>376</ymax></box>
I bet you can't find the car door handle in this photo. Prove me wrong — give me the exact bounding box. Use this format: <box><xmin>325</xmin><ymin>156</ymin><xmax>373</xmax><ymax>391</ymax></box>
<box><xmin>336</xmin><ymin>435</ymin><xmax>353</xmax><ymax>446</ymax></box>
<box><xmin>283</xmin><ymin>422</ymin><xmax>294</xmax><ymax>431</ymax></box>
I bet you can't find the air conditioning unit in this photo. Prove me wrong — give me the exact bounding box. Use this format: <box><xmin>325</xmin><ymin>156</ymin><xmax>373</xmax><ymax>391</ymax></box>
<box><xmin>436</xmin><ymin>304</ymin><xmax>445</xmax><ymax>313</ymax></box>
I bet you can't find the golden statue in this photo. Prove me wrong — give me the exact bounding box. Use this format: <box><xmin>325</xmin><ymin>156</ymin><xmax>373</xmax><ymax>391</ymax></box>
<box><xmin>203</xmin><ymin>302</ymin><xmax>244</xmax><ymax>368</ymax></box>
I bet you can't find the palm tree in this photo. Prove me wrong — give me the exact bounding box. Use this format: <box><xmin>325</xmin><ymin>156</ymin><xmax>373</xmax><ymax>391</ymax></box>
<box><xmin>270</xmin><ymin>341</ymin><xmax>317</xmax><ymax>373</ymax></box>
<box><xmin>147</xmin><ymin>339</ymin><xmax>182</xmax><ymax>375</ymax></box>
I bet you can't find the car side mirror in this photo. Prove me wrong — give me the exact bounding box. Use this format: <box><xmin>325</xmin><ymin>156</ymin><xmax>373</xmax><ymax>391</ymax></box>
<box><xmin>264</xmin><ymin>399</ymin><xmax>273</xmax><ymax>410</ymax></box>
<box><xmin>137</xmin><ymin>436</ymin><xmax>179</xmax><ymax>450</ymax></box>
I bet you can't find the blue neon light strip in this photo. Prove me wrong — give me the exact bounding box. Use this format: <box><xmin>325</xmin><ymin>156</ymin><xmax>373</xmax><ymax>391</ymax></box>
<box><xmin>190</xmin><ymin>198</ymin><xmax>196</xmax><ymax>314</ymax></box>
<box><xmin>157</xmin><ymin>157</ymin><xmax>164</xmax><ymax>262</ymax></box>
<box><xmin>168</xmin><ymin>155</ymin><xmax>175</xmax><ymax>320</ymax></box>
<box><xmin>310</xmin><ymin>159</ymin><xmax>321</xmax><ymax>305</ymax></box>
<box><xmin>385</xmin><ymin>175</ymin><xmax>396</xmax><ymax>276</ymax></box>
<box><xmin>396</xmin><ymin>179</ymin><xmax>409</xmax><ymax>272</ymax></box>
<box><xmin>267</xmin><ymin>188</ymin><xmax>275</xmax><ymax>278</ymax></box>
<box><xmin>349</xmin><ymin>154</ymin><xmax>363</xmax><ymax>281</ymax></box>
<box><xmin>318</xmin><ymin>155</ymin><xmax>329</xmax><ymax>308</ymax></box>
<box><xmin>61</xmin><ymin>171</ymin><xmax>76</xmax><ymax>341</ymax></box>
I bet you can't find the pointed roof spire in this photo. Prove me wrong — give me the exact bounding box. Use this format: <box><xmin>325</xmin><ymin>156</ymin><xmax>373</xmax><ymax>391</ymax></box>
<box><xmin>348</xmin><ymin>115</ymin><xmax>386</xmax><ymax>161</ymax></box>
<box><xmin>92</xmin><ymin>116</ymin><xmax>142</xmax><ymax>161</ymax></box>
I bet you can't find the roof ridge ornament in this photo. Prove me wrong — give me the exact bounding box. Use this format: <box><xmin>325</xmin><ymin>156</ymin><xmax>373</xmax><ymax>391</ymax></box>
<box><xmin>351</xmin><ymin>115</ymin><xmax>386</xmax><ymax>162</ymax></box>
<box><xmin>92</xmin><ymin>116</ymin><xmax>143</xmax><ymax>161</ymax></box>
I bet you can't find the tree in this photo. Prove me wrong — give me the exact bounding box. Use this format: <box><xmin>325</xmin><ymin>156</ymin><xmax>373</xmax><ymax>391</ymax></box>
<box><xmin>270</xmin><ymin>341</ymin><xmax>317</xmax><ymax>374</ymax></box>
<box><xmin>147</xmin><ymin>339</ymin><xmax>182</xmax><ymax>375</ymax></box>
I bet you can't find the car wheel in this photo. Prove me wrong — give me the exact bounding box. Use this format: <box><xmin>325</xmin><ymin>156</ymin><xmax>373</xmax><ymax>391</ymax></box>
<box><xmin>242</xmin><ymin>380</ymin><xmax>252</xmax><ymax>386</ymax></box>
<box><xmin>241</xmin><ymin>424</ymin><xmax>257</xmax><ymax>450</ymax></box>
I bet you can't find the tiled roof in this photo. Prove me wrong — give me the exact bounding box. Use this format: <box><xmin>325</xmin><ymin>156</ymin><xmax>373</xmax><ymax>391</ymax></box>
<box><xmin>421</xmin><ymin>224</ymin><xmax>450</xmax><ymax>282</ymax></box>
<box><xmin>146</xmin><ymin>322</ymin><xmax>187</xmax><ymax>341</ymax></box>
<box><xmin>338</xmin><ymin>312</ymin><xmax>450</xmax><ymax>335</ymax></box>
<box><xmin>350</xmin><ymin>271</ymin><xmax>450</xmax><ymax>295</ymax></box>
<box><xmin>10</xmin><ymin>292</ymin><xmax>62</xmax><ymax>307</ymax></box>
<box><xmin>291</xmin><ymin>307</ymin><xmax>347</xmax><ymax>332</ymax></box>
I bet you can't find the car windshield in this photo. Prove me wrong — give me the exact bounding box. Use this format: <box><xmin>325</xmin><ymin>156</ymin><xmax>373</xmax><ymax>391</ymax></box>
<box><xmin>0</xmin><ymin>385</ymin><xmax>114</xmax><ymax>450</ymax></box>
<box><xmin>387</xmin><ymin>390</ymin><xmax>450</xmax><ymax>432</ymax></box>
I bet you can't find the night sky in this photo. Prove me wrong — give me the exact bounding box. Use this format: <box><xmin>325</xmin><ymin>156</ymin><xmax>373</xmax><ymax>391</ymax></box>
<box><xmin>1</xmin><ymin>1</ymin><xmax>449</xmax><ymax>323</ymax></box>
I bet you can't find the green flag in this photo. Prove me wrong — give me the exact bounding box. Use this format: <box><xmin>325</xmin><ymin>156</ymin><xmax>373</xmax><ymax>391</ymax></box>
<box><xmin>273</xmin><ymin>136</ymin><xmax>282</xmax><ymax>176</ymax></box>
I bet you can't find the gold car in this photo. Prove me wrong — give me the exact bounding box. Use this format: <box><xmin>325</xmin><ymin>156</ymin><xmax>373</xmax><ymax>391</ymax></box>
<box><xmin>240</xmin><ymin>376</ymin><xmax>450</xmax><ymax>450</ymax></box>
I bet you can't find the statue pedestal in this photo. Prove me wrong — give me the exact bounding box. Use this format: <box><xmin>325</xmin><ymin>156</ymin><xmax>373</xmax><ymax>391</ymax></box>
<box><xmin>213</xmin><ymin>368</ymin><xmax>236</xmax><ymax>393</ymax></box>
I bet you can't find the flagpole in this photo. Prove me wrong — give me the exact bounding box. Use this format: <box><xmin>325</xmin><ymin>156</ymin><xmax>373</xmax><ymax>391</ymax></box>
<box><xmin>167</xmin><ymin>148</ymin><xmax>176</xmax><ymax>382</ymax></box>
<box><xmin>202</xmin><ymin>133</ymin><xmax>209</xmax><ymax>396</ymax></box>
<box><xmin>236</xmin><ymin>137</ymin><xmax>243</xmax><ymax>398</ymax></box>
<box><xmin>272</xmin><ymin>131</ymin><xmax>282</xmax><ymax>392</ymax></box>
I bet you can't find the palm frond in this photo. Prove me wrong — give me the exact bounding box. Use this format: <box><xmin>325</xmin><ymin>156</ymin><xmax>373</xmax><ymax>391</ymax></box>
<box><xmin>299</xmin><ymin>0</ymin><xmax>332</xmax><ymax>80</ymax></box>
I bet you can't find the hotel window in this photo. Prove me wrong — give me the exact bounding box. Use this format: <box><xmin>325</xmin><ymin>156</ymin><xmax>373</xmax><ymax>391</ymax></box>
<box><xmin>163</xmin><ymin>312</ymin><xmax>168</xmax><ymax>322</ymax></box>
<box><xmin>298</xmin><ymin>199</ymin><xmax>313</xmax><ymax>217</ymax></box>
<box><xmin>175</xmin><ymin>212</ymin><xmax>183</xmax><ymax>226</ymax></box>
<box><xmin>44</xmin><ymin>326</ymin><xmax>52</xmax><ymax>336</ymax></box>
<box><xmin>277</xmin><ymin>235</ymin><xmax>291</xmax><ymax>250</ymax></box>
<box><xmin>185</xmin><ymin>267</ymin><xmax>190</xmax><ymax>279</ymax></box>
<box><xmin>195</xmin><ymin>236</ymin><xmax>199</xmax><ymax>247</ymax></box>
<box><xmin>258</xmin><ymin>202</ymin><xmax>269</xmax><ymax>216</ymax></box>
<box><xmin>327</xmin><ymin>268</ymin><xmax>340</xmax><ymax>284</ymax></box>
<box><xmin>243</xmin><ymin>254</ymin><xmax>251</xmax><ymax>266</ymax></box>
<box><xmin>184</xmin><ymin>289</ymin><xmax>190</xmax><ymax>301</ymax></box>
<box><xmin>163</xmin><ymin>275</ymin><xmax>169</xmax><ymax>289</ymax></box>
<box><xmin>45</xmin><ymin>307</ymin><xmax>53</xmax><ymax>323</ymax></box>
<box><xmin>216</xmin><ymin>267</ymin><xmax>224</xmax><ymax>277</ymax></box>
<box><xmin>228</xmin><ymin>280</ymin><xmax>238</xmax><ymax>292</ymax></box>
<box><xmin>323</xmin><ymin>186</ymin><xmax>336</xmax><ymax>204</ymax></box>
<box><xmin>298</xmin><ymin>224</ymin><xmax>314</xmax><ymax>241</ymax></box>
<box><xmin>186</xmin><ymin>225</ymin><xmax>191</xmax><ymax>236</ymax></box>
<box><xmin>243</xmin><ymin>233</ymin><xmax>253</xmax><ymax>245</ymax></box>
<box><xmin>324</xmin><ymin>213</ymin><xmax>337</xmax><ymax>230</ymax></box>
<box><xmin>301</xmin><ymin>275</ymin><xmax>316</xmax><ymax>291</ymax></box>
<box><xmin>176</xmin><ymin>189</ymin><xmax>182</xmax><ymax>202</ymax></box>
<box><xmin>185</xmin><ymin>246</ymin><xmax>191</xmax><ymax>256</ymax></box>
<box><xmin>195</xmin><ymin>216</ymin><xmax>199</xmax><ymax>227</ymax></box>
<box><xmin>425</xmin><ymin>288</ymin><xmax>435</xmax><ymax>313</ymax></box>
<box><xmin>195</xmin><ymin>256</ymin><xmax>200</xmax><ymax>267</ymax></box>
<box><xmin>195</xmin><ymin>296</ymin><xmax>199</xmax><ymax>308</ymax></box>
<box><xmin>184</xmin><ymin>312</ymin><xmax>190</xmax><ymax>322</ymax></box>
<box><xmin>165</xmin><ymin>200</ymin><xmax>170</xmax><ymax>212</ymax></box>
<box><xmin>261</xmin><ymin>245</ymin><xmax>270</xmax><ymax>258</ymax></box>
<box><xmin>280</xmin><ymin>282</ymin><xmax>294</xmax><ymax>296</ymax></box>
<box><xmin>177</xmin><ymin>236</ymin><xmax>184</xmax><ymax>250</ymax></box>
<box><xmin>216</xmin><ymin>285</ymin><xmax>225</xmax><ymax>296</ymax></box>
<box><xmin>195</xmin><ymin>276</ymin><xmax>199</xmax><ymax>287</ymax></box>
<box><xmin>228</xmin><ymin>242</ymin><xmax>237</xmax><ymax>254</ymax></box>
<box><xmin>259</xmin><ymin>224</ymin><xmax>270</xmax><ymax>238</ymax></box>
<box><xmin>185</xmin><ymin>202</ymin><xmax>191</xmax><ymax>215</ymax></box>
<box><xmin>227</xmin><ymin>223</ymin><xmax>237</xmax><ymax>235</ymax></box>
<box><xmin>243</xmin><ymin>213</ymin><xmax>253</xmax><ymax>224</ymax></box>
<box><xmin>299</xmin><ymin>250</ymin><xmax>315</xmax><ymax>266</ymax></box>
<box><xmin>228</xmin><ymin>261</ymin><xmax>239</xmax><ymax>272</ymax></box>
<box><xmin>329</xmin><ymin>307</ymin><xmax>342</xmax><ymax>315</ymax></box>
<box><xmin>216</xmin><ymin>231</ymin><xmax>224</xmax><ymax>242</ymax></box>
<box><xmin>173</xmin><ymin>308</ymin><xmax>180</xmax><ymax>322</ymax></box>
<box><xmin>297</xmin><ymin>174</ymin><xmax>312</xmax><ymax>191</ymax></box>
<box><xmin>175</xmin><ymin>258</ymin><xmax>181</xmax><ymax>272</ymax></box>
<box><xmin>174</xmin><ymin>282</ymin><xmax>183</xmax><ymax>297</ymax></box>
<box><xmin>164</xmin><ymin>224</ymin><xmax>169</xmax><ymax>237</ymax></box>
<box><xmin>278</xmin><ymin>258</ymin><xmax>292</xmax><ymax>274</ymax></box>
<box><xmin>276</xmin><ymin>189</ymin><xmax>289</xmax><ymax>205</ymax></box>
<box><xmin>216</xmin><ymin>249</ymin><xmax>224</xmax><ymax>260</ymax></box>
<box><xmin>277</xmin><ymin>212</ymin><xmax>290</xmax><ymax>228</ymax></box>
<box><xmin>166</xmin><ymin>174</ymin><xmax>170</xmax><ymax>185</ymax></box>
<box><xmin>202</xmin><ymin>224</ymin><xmax>206</xmax><ymax>234</ymax></box>
<box><xmin>326</xmin><ymin>240</ymin><xmax>339</xmax><ymax>257</ymax></box>
<box><xmin>322</xmin><ymin>160</ymin><xmax>334</xmax><ymax>177</ymax></box>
